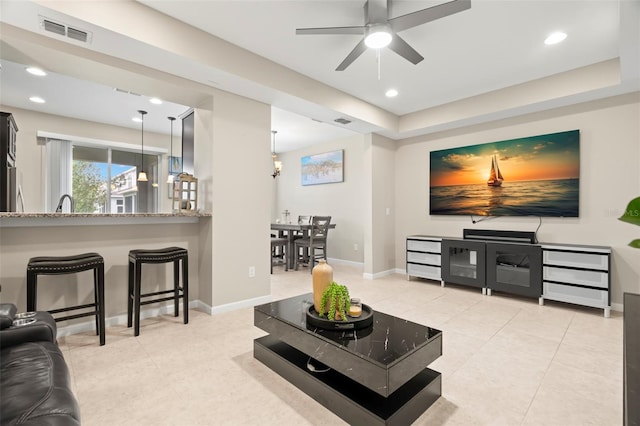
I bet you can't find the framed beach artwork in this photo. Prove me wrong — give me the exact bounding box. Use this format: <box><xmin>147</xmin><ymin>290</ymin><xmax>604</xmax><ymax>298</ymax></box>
<box><xmin>301</xmin><ymin>150</ymin><xmax>344</xmax><ymax>186</ymax></box>
<box><xmin>429</xmin><ymin>130</ymin><xmax>580</xmax><ymax>217</ymax></box>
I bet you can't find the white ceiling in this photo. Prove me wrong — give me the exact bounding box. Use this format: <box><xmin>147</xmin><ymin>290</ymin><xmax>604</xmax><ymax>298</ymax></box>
<box><xmin>140</xmin><ymin>0</ymin><xmax>622</xmax><ymax>115</ymax></box>
<box><xmin>0</xmin><ymin>0</ymin><xmax>638</xmax><ymax>153</ymax></box>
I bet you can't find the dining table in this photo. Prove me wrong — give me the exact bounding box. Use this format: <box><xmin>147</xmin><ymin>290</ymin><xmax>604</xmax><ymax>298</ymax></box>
<box><xmin>270</xmin><ymin>222</ymin><xmax>336</xmax><ymax>269</ymax></box>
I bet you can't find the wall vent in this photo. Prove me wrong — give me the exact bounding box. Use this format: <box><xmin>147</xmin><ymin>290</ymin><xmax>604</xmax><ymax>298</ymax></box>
<box><xmin>334</xmin><ymin>118</ymin><xmax>352</xmax><ymax>125</ymax></box>
<box><xmin>39</xmin><ymin>16</ymin><xmax>92</xmax><ymax>44</ymax></box>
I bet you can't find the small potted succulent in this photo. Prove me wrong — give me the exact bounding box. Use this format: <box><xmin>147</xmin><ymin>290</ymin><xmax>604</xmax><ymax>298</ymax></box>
<box><xmin>318</xmin><ymin>281</ymin><xmax>350</xmax><ymax>321</ymax></box>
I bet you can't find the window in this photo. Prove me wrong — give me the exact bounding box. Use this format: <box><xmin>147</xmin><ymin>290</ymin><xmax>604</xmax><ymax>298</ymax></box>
<box><xmin>44</xmin><ymin>133</ymin><xmax>166</xmax><ymax>213</ymax></box>
<box><xmin>70</xmin><ymin>145</ymin><xmax>159</xmax><ymax>213</ymax></box>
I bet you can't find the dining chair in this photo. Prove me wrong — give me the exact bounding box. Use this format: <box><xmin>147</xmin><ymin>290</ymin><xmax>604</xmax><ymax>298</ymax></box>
<box><xmin>271</xmin><ymin>237</ymin><xmax>288</xmax><ymax>273</ymax></box>
<box><xmin>297</xmin><ymin>215</ymin><xmax>312</xmax><ymax>226</ymax></box>
<box><xmin>294</xmin><ymin>216</ymin><xmax>331</xmax><ymax>273</ymax></box>
<box><xmin>294</xmin><ymin>215</ymin><xmax>312</xmax><ymax>264</ymax></box>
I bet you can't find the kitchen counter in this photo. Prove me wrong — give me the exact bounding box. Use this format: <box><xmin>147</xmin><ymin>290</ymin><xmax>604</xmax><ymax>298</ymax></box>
<box><xmin>0</xmin><ymin>212</ymin><xmax>211</xmax><ymax>227</ymax></box>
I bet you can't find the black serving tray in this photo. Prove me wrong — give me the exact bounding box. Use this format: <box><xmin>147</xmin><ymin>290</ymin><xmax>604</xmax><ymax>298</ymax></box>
<box><xmin>306</xmin><ymin>304</ymin><xmax>374</xmax><ymax>330</ymax></box>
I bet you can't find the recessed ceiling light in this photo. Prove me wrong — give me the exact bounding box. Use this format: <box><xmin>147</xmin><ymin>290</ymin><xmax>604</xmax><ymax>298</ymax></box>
<box><xmin>29</xmin><ymin>96</ymin><xmax>45</xmax><ymax>103</ymax></box>
<box><xmin>132</xmin><ymin>117</ymin><xmax>142</xmax><ymax>123</ymax></box>
<box><xmin>385</xmin><ymin>89</ymin><xmax>399</xmax><ymax>98</ymax></box>
<box><xmin>545</xmin><ymin>31</ymin><xmax>567</xmax><ymax>45</ymax></box>
<box><xmin>26</xmin><ymin>67</ymin><xmax>47</xmax><ymax>76</ymax></box>
<box><xmin>149</xmin><ymin>97</ymin><xmax>163</xmax><ymax>105</ymax></box>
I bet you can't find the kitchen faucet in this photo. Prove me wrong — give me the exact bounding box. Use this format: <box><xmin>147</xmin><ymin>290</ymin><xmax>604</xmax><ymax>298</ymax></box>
<box><xmin>55</xmin><ymin>194</ymin><xmax>75</xmax><ymax>213</ymax></box>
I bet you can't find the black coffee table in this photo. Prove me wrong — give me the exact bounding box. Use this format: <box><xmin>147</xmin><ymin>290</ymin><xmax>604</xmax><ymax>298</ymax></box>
<box><xmin>253</xmin><ymin>293</ymin><xmax>443</xmax><ymax>425</ymax></box>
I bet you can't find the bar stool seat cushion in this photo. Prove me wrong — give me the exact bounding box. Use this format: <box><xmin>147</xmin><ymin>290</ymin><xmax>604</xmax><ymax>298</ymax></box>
<box><xmin>128</xmin><ymin>247</ymin><xmax>188</xmax><ymax>263</ymax></box>
<box><xmin>27</xmin><ymin>253</ymin><xmax>104</xmax><ymax>274</ymax></box>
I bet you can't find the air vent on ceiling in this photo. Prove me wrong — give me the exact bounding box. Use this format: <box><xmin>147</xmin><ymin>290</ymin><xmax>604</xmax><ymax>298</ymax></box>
<box><xmin>39</xmin><ymin>16</ymin><xmax>92</xmax><ymax>44</ymax></box>
<box><xmin>334</xmin><ymin>118</ymin><xmax>352</xmax><ymax>125</ymax></box>
<box><xmin>67</xmin><ymin>27</ymin><xmax>88</xmax><ymax>42</ymax></box>
<box><xmin>42</xmin><ymin>19</ymin><xmax>65</xmax><ymax>36</ymax></box>
<box><xmin>114</xmin><ymin>88</ymin><xmax>142</xmax><ymax>96</ymax></box>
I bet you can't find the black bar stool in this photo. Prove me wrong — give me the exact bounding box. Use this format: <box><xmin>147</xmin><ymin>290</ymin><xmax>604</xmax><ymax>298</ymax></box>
<box><xmin>128</xmin><ymin>247</ymin><xmax>189</xmax><ymax>336</ymax></box>
<box><xmin>27</xmin><ymin>252</ymin><xmax>106</xmax><ymax>346</ymax></box>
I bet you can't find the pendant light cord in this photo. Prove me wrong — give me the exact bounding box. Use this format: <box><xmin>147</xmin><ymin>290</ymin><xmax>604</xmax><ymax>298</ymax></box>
<box><xmin>138</xmin><ymin>110</ymin><xmax>147</xmax><ymax>173</ymax></box>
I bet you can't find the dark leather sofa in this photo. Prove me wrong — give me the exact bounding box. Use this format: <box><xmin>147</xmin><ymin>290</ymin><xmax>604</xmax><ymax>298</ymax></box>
<box><xmin>0</xmin><ymin>303</ymin><xmax>81</xmax><ymax>426</ymax></box>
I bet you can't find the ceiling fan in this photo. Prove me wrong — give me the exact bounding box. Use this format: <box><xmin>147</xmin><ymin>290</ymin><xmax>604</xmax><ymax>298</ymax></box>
<box><xmin>296</xmin><ymin>0</ymin><xmax>471</xmax><ymax>71</ymax></box>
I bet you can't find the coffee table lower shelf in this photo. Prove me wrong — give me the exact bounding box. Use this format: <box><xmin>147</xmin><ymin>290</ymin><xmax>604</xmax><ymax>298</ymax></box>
<box><xmin>254</xmin><ymin>335</ymin><xmax>441</xmax><ymax>426</ymax></box>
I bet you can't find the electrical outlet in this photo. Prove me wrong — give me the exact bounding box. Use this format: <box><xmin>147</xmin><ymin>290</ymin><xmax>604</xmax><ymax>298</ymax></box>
<box><xmin>249</xmin><ymin>266</ymin><xmax>255</xmax><ymax>278</ymax></box>
<box><xmin>354</xmin><ymin>243</ymin><xmax>358</xmax><ymax>251</ymax></box>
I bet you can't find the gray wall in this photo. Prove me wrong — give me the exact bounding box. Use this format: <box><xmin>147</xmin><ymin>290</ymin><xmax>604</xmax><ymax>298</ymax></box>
<box><xmin>395</xmin><ymin>94</ymin><xmax>640</xmax><ymax>308</ymax></box>
<box><xmin>275</xmin><ymin>133</ymin><xmax>366</xmax><ymax>264</ymax></box>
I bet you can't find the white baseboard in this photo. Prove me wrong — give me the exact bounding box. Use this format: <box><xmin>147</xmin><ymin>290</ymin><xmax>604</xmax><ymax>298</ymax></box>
<box><xmin>326</xmin><ymin>258</ymin><xmax>363</xmax><ymax>268</ymax></box>
<box><xmin>363</xmin><ymin>269</ymin><xmax>399</xmax><ymax>280</ymax></box>
<box><xmin>209</xmin><ymin>295</ymin><xmax>272</xmax><ymax>315</ymax></box>
<box><xmin>56</xmin><ymin>300</ymin><xmax>202</xmax><ymax>338</ymax></box>
<box><xmin>56</xmin><ymin>296</ymin><xmax>276</xmax><ymax>338</ymax></box>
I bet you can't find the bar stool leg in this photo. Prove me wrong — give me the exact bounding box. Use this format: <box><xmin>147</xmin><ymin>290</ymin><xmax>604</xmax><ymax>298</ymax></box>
<box><xmin>97</xmin><ymin>263</ymin><xmax>106</xmax><ymax>346</ymax></box>
<box><xmin>93</xmin><ymin>268</ymin><xmax>100</xmax><ymax>336</ymax></box>
<box><xmin>183</xmin><ymin>256</ymin><xmax>189</xmax><ymax>325</ymax></box>
<box><xmin>27</xmin><ymin>271</ymin><xmax>37</xmax><ymax>312</ymax></box>
<box><xmin>127</xmin><ymin>260</ymin><xmax>134</xmax><ymax>328</ymax></box>
<box><xmin>134</xmin><ymin>261</ymin><xmax>142</xmax><ymax>337</ymax></box>
<box><xmin>173</xmin><ymin>259</ymin><xmax>179</xmax><ymax>317</ymax></box>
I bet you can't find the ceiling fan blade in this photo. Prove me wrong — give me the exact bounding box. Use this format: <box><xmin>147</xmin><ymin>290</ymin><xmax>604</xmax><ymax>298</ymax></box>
<box><xmin>388</xmin><ymin>0</ymin><xmax>471</xmax><ymax>33</ymax></box>
<box><xmin>336</xmin><ymin>39</ymin><xmax>368</xmax><ymax>71</ymax></box>
<box><xmin>296</xmin><ymin>26</ymin><xmax>365</xmax><ymax>36</ymax></box>
<box><xmin>388</xmin><ymin>33</ymin><xmax>424</xmax><ymax>65</ymax></box>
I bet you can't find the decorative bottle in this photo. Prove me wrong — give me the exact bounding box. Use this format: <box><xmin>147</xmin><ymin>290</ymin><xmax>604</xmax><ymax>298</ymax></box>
<box><xmin>312</xmin><ymin>259</ymin><xmax>333</xmax><ymax>312</ymax></box>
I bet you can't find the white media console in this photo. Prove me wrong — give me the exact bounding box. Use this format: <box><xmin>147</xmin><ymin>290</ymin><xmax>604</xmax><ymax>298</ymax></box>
<box><xmin>407</xmin><ymin>234</ymin><xmax>611</xmax><ymax>317</ymax></box>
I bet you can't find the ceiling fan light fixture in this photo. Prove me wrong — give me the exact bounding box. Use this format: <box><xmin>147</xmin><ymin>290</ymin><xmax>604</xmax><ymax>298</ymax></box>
<box><xmin>365</xmin><ymin>24</ymin><xmax>392</xmax><ymax>49</ymax></box>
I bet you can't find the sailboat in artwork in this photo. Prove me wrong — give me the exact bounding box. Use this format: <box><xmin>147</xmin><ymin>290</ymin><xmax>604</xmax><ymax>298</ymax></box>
<box><xmin>487</xmin><ymin>155</ymin><xmax>504</xmax><ymax>187</ymax></box>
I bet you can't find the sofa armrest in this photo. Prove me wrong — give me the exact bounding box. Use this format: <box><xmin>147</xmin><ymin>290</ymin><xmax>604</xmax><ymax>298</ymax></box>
<box><xmin>0</xmin><ymin>311</ymin><xmax>57</xmax><ymax>349</ymax></box>
<box><xmin>0</xmin><ymin>303</ymin><xmax>18</xmax><ymax>329</ymax></box>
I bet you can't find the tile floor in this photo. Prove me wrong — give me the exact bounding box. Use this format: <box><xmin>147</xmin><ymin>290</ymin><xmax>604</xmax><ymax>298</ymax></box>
<box><xmin>59</xmin><ymin>264</ymin><xmax>623</xmax><ymax>425</ymax></box>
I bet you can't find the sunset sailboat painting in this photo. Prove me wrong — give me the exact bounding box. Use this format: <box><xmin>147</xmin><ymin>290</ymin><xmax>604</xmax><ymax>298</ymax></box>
<box><xmin>487</xmin><ymin>155</ymin><xmax>504</xmax><ymax>187</ymax></box>
<box><xmin>429</xmin><ymin>130</ymin><xmax>580</xmax><ymax>217</ymax></box>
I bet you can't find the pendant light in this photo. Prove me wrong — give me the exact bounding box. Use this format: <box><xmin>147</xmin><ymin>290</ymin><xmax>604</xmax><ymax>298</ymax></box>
<box><xmin>166</xmin><ymin>116</ymin><xmax>176</xmax><ymax>183</ymax></box>
<box><xmin>272</xmin><ymin>130</ymin><xmax>282</xmax><ymax>179</ymax></box>
<box><xmin>137</xmin><ymin>110</ymin><xmax>148</xmax><ymax>182</ymax></box>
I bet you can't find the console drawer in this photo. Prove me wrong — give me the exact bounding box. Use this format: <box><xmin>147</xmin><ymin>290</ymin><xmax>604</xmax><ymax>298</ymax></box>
<box><xmin>407</xmin><ymin>239</ymin><xmax>441</xmax><ymax>253</ymax></box>
<box><xmin>543</xmin><ymin>250</ymin><xmax>608</xmax><ymax>271</ymax></box>
<box><xmin>407</xmin><ymin>251</ymin><xmax>441</xmax><ymax>265</ymax></box>
<box><xmin>543</xmin><ymin>282</ymin><xmax>609</xmax><ymax>309</ymax></box>
<box><xmin>407</xmin><ymin>263</ymin><xmax>441</xmax><ymax>281</ymax></box>
<box><xmin>543</xmin><ymin>266</ymin><xmax>608</xmax><ymax>289</ymax></box>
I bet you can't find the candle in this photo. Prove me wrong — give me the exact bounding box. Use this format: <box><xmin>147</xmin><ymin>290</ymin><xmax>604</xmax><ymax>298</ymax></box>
<box><xmin>348</xmin><ymin>298</ymin><xmax>362</xmax><ymax>317</ymax></box>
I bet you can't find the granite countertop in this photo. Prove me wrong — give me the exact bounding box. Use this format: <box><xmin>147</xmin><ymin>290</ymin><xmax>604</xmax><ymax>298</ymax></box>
<box><xmin>0</xmin><ymin>211</ymin><xmax>211</xmax><ymax>227</ymax></box>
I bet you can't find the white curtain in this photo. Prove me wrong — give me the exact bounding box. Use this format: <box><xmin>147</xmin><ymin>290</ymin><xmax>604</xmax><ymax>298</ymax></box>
<box><xmin>45</xmin><ymin>139</ymin><xmax>72</xmax><ymax>212</ymax></box>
